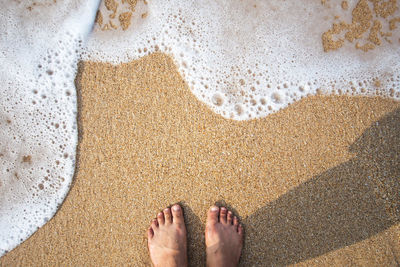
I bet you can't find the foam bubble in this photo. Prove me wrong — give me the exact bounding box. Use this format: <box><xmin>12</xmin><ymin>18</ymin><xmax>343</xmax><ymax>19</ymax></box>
<box><xmin>212</xmin><ymin>93</ymin><xmax>224</xmax><ymax>107</ymax></box>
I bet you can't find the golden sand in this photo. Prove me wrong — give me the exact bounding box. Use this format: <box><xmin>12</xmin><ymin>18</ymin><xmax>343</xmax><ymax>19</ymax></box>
<box><xmin>322</xmin><ymin>0</ymin><xmax>399</xmax><ymax>52</ymax></box>
<box><xmin>97</xmin><ymin>0</ymin><xmax>145</xmax><ymax>31</ymax></box>
<box><xmin>0</xmin><ymin>53</ymin><xmax>399</xmax><ymax>266</ymax></box>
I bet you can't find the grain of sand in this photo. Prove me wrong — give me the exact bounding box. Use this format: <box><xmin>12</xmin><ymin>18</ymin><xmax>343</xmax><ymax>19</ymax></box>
<box><xmin>1</xmin><ymin>53</ymin><xmax>399</xmax><ymax>266</ymax></box>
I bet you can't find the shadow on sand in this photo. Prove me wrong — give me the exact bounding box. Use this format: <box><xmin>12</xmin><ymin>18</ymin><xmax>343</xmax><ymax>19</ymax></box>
<box><xmin>242</xmin><ymin>108</ymin><xmax>400</xmax><ymax>266</ymax></box>
<box><xmin>184</xmin><ymin>108</ymin><xmax>400</xmax><ymax>266</ymax></box>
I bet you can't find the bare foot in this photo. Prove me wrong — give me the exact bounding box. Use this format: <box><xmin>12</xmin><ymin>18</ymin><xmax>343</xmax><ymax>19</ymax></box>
<box><xmin>205</xmin><ymin>206</ymin><xmax>244</xmax><ymax>267</ymax></box>
<box><xmin>147</xmin><ymin>204</ymin><xmax>188</xmax><ymax>267</ymax></box>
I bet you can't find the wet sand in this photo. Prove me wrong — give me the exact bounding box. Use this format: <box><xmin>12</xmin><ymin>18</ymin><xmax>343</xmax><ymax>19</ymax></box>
<box><xmin>1</xmin><ymin>53</ymin><xmax>399</xmax><ymax>266</ymax></box>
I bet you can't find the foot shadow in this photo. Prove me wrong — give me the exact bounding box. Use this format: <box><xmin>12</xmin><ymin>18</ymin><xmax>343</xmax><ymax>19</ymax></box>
<box><xmin>242</xmin><ymin>108</ymin><xmax>400</xmax><ymax>266</ymax></box>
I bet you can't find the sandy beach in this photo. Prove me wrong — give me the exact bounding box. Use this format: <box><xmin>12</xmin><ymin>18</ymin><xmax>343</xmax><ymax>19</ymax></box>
<box><xmin>1</xmin><ymin>53</ymin><xmax>399</xmax><ymax>266</ymax></box>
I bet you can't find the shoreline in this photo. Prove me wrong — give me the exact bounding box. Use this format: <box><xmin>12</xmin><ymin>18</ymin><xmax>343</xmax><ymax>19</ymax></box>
<box><xmin>1</xmin><ymin>53</ymin><xmax>399</xmax><ymax>266</ymax></box>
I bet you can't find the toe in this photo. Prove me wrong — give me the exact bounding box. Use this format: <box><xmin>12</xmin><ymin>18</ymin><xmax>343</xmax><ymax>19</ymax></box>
<box><xmin>233</xmin><ymin>216</ymin><xmax>239</xmax><ymax>230</ymax></box>
<box><xmin>151</xmin><ymin>218</ymin><xmax>158</xmax><ymax>230</ymax></box>
<box><xmin>147</xmin><ymin>227</ymin><xmax>154</xmax><ymax>239</ymax></box>
<box><xmin>163</xmin><ymin>208</ymin><xmax>172</xmax><ymax>224</ymax></box>
<box><xmin>233</xmin><ymin>216</ymin><xmax>239</xmax><ymax>226</ymax></box>
<box><xmin>220</xmin><ymin>207</ymin><xmax>228</xmax><ymax>224</ymax></box>
<box><xmin>238</xmin><ymin>224</ymin><xmax>244</xmax><ymax>238</ymax></box>
<box><xmin>157</xmin><ymin>212</ymin><xmax>165</xmax><ymax>225</ymax></box>
<box><xmin>206</xmin><ymin>206</ymin><xmax>219</xmax><ymax>226</ymax></box>
<box><xmin>171</xmin><ymin>204</ymin><xmax>184</xmax><ymax>225</ymax></box>
<box><xmin>227</xmin><ymin>211</ymin><xmax>233</xmax><ymax>224</ymax></box>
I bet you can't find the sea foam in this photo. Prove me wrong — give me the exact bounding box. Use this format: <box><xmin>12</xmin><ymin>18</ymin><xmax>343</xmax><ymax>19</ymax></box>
<box><xmin>0</xmin><ymin>0</ymin><xmax>98</xmax><ymax>256</ymax></box>
<box><xmin>84</xmin><ymin>0</ymin><xmax>400</xmax><ymax>120</ymax></box>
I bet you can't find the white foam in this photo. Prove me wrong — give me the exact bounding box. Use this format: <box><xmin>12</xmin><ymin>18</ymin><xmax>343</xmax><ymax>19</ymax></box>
<box><xmin>0</xmin><ymin>0</ymin><xmax>99</xmax><ymax>256</ymax></box>
<box><xmin>84</xmin><ymin>0</ymin><xmax>400</xmax><ymax>120</ymax></box>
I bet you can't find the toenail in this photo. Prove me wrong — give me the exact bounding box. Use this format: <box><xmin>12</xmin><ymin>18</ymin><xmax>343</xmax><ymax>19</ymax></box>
<box><xmin>211</xmin><ymin>206</ymin><xmax>219</xmax><ymax>211</ymax></box>
<box><xmin>172</xmin><ymin>205</ymin><xmax>180</xmax><ymax>211</ymax></box>
<box><xmin>157</xmin><ymin>213</ymin><xmax>163</xmax><ymax>217</ymax></box>
<box><xmin>221</xmin><ymin>207</ymin><xmax>227</xmax><ymax>211</ymax></box>
<box><xmin>164</xmin><ymin>208</ymin><xmax>170</xmax><ymax>212</ymax></box>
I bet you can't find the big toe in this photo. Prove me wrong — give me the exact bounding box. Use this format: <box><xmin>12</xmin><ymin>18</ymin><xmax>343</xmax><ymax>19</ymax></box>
<box><xmin>207</xmin><ymin>206</ymin><xmax>220</xmax><ymax>226</ymax></box>
<box><xmin>171</xmin><ymin>204</ymin><xmax>184</xmax><ymax>225</ymax></box>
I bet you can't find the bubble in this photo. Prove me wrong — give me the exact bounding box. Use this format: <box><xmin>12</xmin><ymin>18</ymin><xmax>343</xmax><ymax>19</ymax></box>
<box><xmin>211</xmin><ymin>93</ymin><xmax>224</xmax><ymax>106</ymax></box>
<box><xmin>271</xmin><ymin>92</ymin><xmax>283</xmax><ymax>103</ymax></box>
<box><xmin>234</xmin><ymin>104</ymin><xmax>244</xmax><ymax>116</ymax></box>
